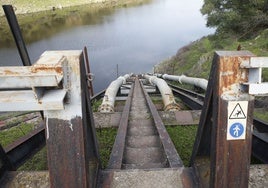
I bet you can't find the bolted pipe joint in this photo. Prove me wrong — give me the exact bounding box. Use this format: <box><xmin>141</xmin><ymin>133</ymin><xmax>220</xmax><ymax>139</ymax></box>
<box><xmin>98</xmin><ymin>103</ymin><xmax>114</xmax><ymax>113</ymax></box>
<box><xmin>163</xmin><ymin>94</ymin><xmax>181</xmax><ymax>111</ymax></box>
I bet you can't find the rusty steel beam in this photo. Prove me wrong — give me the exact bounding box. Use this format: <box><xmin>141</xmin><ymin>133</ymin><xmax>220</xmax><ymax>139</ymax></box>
<box><xmin>252</xmin><ymin>130</ymin><xmax>268</xmax><ymax>164</ymax></box>
<box><xmin>171</xmin><ymin>87</ymin><xmax>203</xmax><ymax>110</ymax></box>
<box><xmin>107</xmin><ymin>81</ymin><xmax>134</xmax><ymax>169</ymax></box>
<box><xmin>0</xmin><ymin>145</ymin><xmax>13</xmax><ymax>180</ymax></box>
<box><xmin>91</xmin><ymin>89</ymin><xmax>106</xmax><ymax>102</ymax></box>
<box><xmin>253</xmin><ymin>118</ymin><xmax>268</xmax><ymax>133</ymax></box>
<box><xmin>140</xmin><ymin>79</ymin><xmax>183</xmax><ymax>168</ymax></box>
<box><xmin>81</xmin><ymin>55</ymin><xmax>101</xmax><ymax>186</ymax></box>
<box><xmin>2</xmin><ymin>5</ymin><xmax>31</xmax><ymax>66</ymax></box>
<box><xmin>191</xmin><ymin>51</ymin><xmax>255</xmax><ymax>188</ymax></box>
<box><xmin>43</xmin><ymin>51</ymin><xmax>100</xmax><ymax>188</ymax></box>
<box><xmin>83</xmin><ymin>46</ymin><xmax>94</xmax><ymax>96</ymax></box>
<box><xmin>5</xmin><ymin>125</ymin><xmax>45</xmax><ymax>169</ymax></box>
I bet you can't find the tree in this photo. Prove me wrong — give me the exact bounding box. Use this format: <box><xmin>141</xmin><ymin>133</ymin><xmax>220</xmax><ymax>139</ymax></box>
<box><xmin>201</xmin><ymin>0</ymin><xmax>268</xmax><ymax>38</ymax></box>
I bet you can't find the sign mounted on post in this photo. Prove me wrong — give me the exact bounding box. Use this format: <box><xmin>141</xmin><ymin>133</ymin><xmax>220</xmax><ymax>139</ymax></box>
<box><xmin>227</xmin><ymin>101</ymin><xmax>248</xmax><ymax>140</ymax></box>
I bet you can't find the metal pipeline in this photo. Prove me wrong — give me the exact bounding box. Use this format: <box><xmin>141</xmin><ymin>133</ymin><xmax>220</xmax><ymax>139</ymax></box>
<box><xmin>160</xmin><ymin>74</ymin><xmax>208</xmax><ymax>90</ymax></box>
<box><xmin>99</xmin><ymin>74</ymin><xmax>131</xmax><ymax>113</ymax></box>
<box><xmin>144</xmin><ymin>75</ymin><xmax>180</xmax><ymax>111</ymax></box>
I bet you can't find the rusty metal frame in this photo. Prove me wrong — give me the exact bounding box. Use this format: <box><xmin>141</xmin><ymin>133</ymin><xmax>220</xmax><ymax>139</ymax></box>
<box><xmin>5</xmin><ymin>125</ymin><xmax>45</xmax><ymax>169</ymax></box>
<box><xmin>83</xmin><ymin>46</ymin><xmax>94</xmax><ymax>96</ymax></box>
<box><xmin>141</xmin><ymin>79</ymin><xmax>183</xmax><ymax>168</ymax></box>
<box><xmin>43</xmin><ymin>51</ymin><xmax>100</xmax><ymax>188</ymax></box>
<box><xmin>0</xmin><ymin>145</ymin><xmax>13</xmax><ymax>180</ymax></box>
<box><xmin>2</xmin><ymin>5</ymin><xmax>31</xmax><ymax>66</ymax></box>
<box><xmin>190</xmin><ymin>51</ymin><xmax>255</xmax><ymax>187</ymax></box>
<box><xmin>107</xmin><ymin>81</ymin><xmax>134</xmax><ymax>169</ymax></box>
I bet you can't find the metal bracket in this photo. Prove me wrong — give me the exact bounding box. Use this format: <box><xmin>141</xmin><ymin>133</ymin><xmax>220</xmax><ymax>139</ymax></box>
<box><xmin>241</xmin><ymin>57</ymin><xmax>268</xmax><ymax>95</ymax></box>
<box><xmin>0</xmin><ymin>54</ymin><xmax>67</xmax><ymax>111</ymax></box>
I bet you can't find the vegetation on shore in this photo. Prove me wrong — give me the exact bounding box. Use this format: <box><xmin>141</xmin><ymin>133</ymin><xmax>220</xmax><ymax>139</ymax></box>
<box><xmin>155</xmin><ymin>29</ymin><xmax>268</xmax><ymax>80</ymax></box>
<box><xmin>0</xmin><ymin>0</ymin><xmax>149</xmax><ymax>16</ymax></box>
<box><xmin>0</xmin><ymin>0</ymin><xmax>151</xmax><ymax>48</ymax></box>
<box><xmin>156</xmin><ymin>0</ymin><xmax>268</xmax><ymax>80</ymax></box>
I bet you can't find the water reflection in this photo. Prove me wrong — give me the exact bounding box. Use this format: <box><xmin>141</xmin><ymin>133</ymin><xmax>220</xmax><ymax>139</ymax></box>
<box><xmin>0</xmin><ymin>0</ymin><xmax>214</xmax><ymax>93</ymax></box>
<box><xmin>0</xmin><ymin>5</ymin><xmax>134</xmax><ymax>48</ymax></box>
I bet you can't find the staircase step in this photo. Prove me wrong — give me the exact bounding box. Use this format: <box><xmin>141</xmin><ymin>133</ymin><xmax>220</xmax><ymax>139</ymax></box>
<box><xmin>123</xmin><ymin>147</ymin><xmax>165</xmax><ymax>164</ymax></box>
<box><xmin>128</xmin><ymin>119</ymin><xmax>154</xmax><ymax>127</ymax></box>
<box><xmin>122</xmin><ymin>161</ymin><xmax>168</xmax><ymax>169</ymax></box>
<box><xmin>127</xmin><ymin>125</ymin><xmax>157</xmax><ymax>136</ymax></box>
<box><xmin>107</xmin><ymin>168</ymin><xmax>185</xmax><ymax>188</ymax></box>
<box><xmin>126</xmin><ymin>135</ymin><xmax>161</xmax><ymax>148</ymax></box>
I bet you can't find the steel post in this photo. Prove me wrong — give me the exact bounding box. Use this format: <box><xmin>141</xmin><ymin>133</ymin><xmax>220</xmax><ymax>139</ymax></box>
<box><xmin>43</xmin><ymin>51</ymin><xmax>99</xmax><ymax>188</ymax></box>
<box><xmin>2</xmin><ymin>5</ymin><xmax>31</xmax><ymax>66</ymax></box>
<box><xmin>191</xmin><ymin>51</ymin><xmax>255</xmax><ymax>187</ymax></box>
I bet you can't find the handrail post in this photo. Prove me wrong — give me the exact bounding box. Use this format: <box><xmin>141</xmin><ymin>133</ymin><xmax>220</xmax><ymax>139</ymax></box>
<box><xmin>191</xmin><ymin>51</ymin><xmax>255</xmax><ymax>187</ymax></box>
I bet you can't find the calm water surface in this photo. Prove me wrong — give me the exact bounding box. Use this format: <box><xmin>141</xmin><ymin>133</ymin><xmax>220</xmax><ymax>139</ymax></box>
<box><xmin>0</xmin><ymin>0</ymin><xmax>214</xmax><ymax>92</ymax></box>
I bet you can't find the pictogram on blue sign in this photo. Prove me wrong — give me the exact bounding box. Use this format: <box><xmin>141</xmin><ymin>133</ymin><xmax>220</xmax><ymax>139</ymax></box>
<box><xmin>229</xmin><ymin>123</ymin><xmax>244</xmax><ymax>138</ymax></box>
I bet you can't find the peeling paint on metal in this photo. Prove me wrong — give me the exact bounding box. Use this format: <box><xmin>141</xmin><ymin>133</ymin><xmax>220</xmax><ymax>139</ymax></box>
<box><xmin>46</xmin><ymin>116</ymin><xmax>49</xmax><ymax>140</ymax></box>
<box><xmin>69</xmin><ymin>122</ymin><xmax>74</xmax><ymax>131</ymax></box>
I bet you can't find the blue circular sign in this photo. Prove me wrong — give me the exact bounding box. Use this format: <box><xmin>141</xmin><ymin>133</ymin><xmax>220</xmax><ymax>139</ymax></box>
<box><xmin>229</xmin><ymin>122</ymin><xmax>244</xmax><ymax>138</ymax></box>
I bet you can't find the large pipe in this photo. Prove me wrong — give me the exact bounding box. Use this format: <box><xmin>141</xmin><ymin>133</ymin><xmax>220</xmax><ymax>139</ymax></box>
<box><xmin>144</xmin><ymin>75</ymin><xmax>180</xmax><ymax>111</ymax></box>
<box><xmin>99</xmin><ymin>74</ymin><xmax>131</xmax><ymax>112</ymax></box>
<box><xmin>160</xmin><ymin>74</ymin><xmax>208</xmax><ymax>90</ymax></box>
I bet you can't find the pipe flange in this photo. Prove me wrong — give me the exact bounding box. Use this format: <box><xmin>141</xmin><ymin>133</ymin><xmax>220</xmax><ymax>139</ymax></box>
<box><xmin>98</xmin><ymin>104</ymin><xmax>114</xmax><ymax>113</ymax></box>
<box><xmin>164</xmin><ymin>103</ymin><xmax>181</xmax><ymax>111</ymax></box>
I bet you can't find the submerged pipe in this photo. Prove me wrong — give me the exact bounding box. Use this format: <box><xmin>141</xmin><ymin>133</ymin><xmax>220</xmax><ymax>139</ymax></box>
<box><xmin>160</xmin><ymin>74</ymin><xmax>208</xmax><ymax>90</ymax></box>
<box><xmin>144</xmin><ymin>75</ymin><xmax>180</xmax><ymax>111</ymax></box>
<box><xmin>99</xmin><ymin>74</ymin><xmax>131</xmax><ymax>113</ymax></box>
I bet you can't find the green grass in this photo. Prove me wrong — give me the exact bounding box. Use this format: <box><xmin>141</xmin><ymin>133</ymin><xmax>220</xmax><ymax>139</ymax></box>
<box><xmin>96</xmin><ymin>128</ymin><xmax>117</xmax><ymax>169</ymax></box>
<box><xmin>254</xmin><ymin>109</ymin><xmax>268</xmax><ymax>122</ymax></box>
<box><xmin>18</xmin><ymin>147</ymin><xmax>48</xmax><ymax>171</ymax></box>
<box><xmin>0</xmin><ymin>123</ymin><xmax>35</xmax><ymax>147</ymax></box>
<box><xmin>166</xmin><ymin>125</ymin><xmax>198</xmax><ymax>167</ymax></box>
<box><xmin>92</xmin><ymin>99</ymin><xmax>102</xmax><ymax>112</ymax></box>
<box><xmin>156</xmin><ymin>29</ymin><xmax>268</xmax><ymax>81</ymax></box>
<box><xmin>16</xmin><ymin>128</ymin><xmax>117</xmax><ymax>170</ymax></box>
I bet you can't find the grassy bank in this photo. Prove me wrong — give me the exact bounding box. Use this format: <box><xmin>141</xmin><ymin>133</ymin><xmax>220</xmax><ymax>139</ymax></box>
<box><xmin>155</xmin><ymin>29</ymin><xmax>268</xmax><ymax>80</ymax></box>
<box><xmin>0</xmin><ymin>125</ymin><xmax>117</xmax><ymax>170</ymax></box>
<box><xmin>0</xmin><ymin>0</ymin><xmax>151</xmax><ymax>48</ymax></box>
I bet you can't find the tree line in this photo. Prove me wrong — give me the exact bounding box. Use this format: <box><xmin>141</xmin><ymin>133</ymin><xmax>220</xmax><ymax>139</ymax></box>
<box><xmin>201</xmin><ymin>0</ymin><xmax>268</xmax><ymax>38</ymax></box>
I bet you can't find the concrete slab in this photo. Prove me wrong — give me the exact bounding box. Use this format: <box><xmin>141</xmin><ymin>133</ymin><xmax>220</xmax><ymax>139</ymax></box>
<box><xmin>93</xmin><ymin>110</ymin><xmax>201</xmax><ymax>129</ymax></box>
<box><xmin>249</xmin><ymin>164</ymin><xmax>268</xmax><ymax>188</ymax></box>
<box><xmin>1</xmin><ymin>165</ymin><xmax>267</xmax><ymax>187</ymax></box>
<box><xmin>110</xmin><ymin>168</ymin><xmax>184</xmax><ymax>188</ymax></box>
<box><xmin>1</xmin><ymin>171</ymin><xmax>49</xmax><ymax>188</ymax></box>
<box><xmin>94</xmin><ymin>112</ymin><xmax>121</xmax><ymax>128</ymax></box>
<box><xmin>159</xmin><ymin>110</ymin><xmax>201</xmax><ymax>126</ymax></box>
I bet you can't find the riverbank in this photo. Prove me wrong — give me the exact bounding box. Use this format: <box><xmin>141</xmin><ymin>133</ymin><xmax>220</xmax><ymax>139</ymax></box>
<box><xmin>155</xmin><ymin>29</ymin><xmax>268</xmax><ymax>80</ymax></box>
<box><xmin>0</xmin><ymin>0</ymin><xmax>151</xmax><ymax>48</ymax></box>
<box><xmin>0</xmin><ymin>0</ymin><xmax>147</xmax><ymax>16</ymax></box>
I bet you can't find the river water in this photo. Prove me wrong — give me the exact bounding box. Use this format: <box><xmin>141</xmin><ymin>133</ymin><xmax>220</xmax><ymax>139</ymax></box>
<box><xmin>0</xmin><ymin>0</ymin><xmax>214</xmax><ymax>93</ymax></box>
